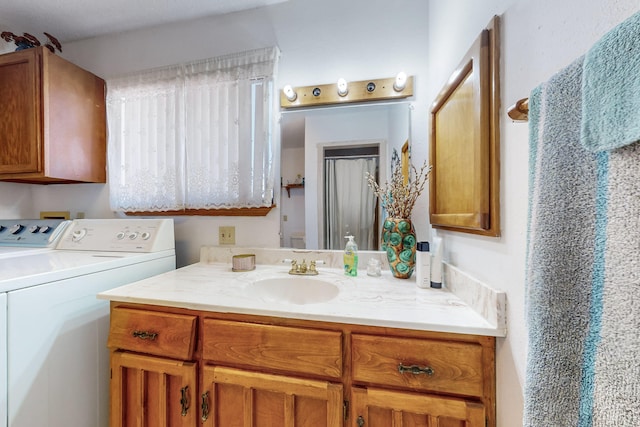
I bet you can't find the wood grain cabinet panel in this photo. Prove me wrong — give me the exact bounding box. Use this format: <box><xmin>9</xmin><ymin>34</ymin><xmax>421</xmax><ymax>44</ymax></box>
<box><xmin>110</xmin><ymin>351</ymin><xmax>197</xmax><ymax>427</ymax></box>
<box><xmin>0</xmin><ymin>47</ymin><xmax>106</xmax><ymax>183</ymax></box>
<box><xmin>108</xmin><ymin>307</ymin><xmax>197</xmax><ymax>360</ymax></box>
<box><xmin>351</xmin><ymin>387</ymin><xmax>485</xmax><ymax>427</ymax></box>
<box><xmin>352</xmin><ymin>334</ymin><xmax>485</xmax><ymax>397</ymax></box>
<box><xmin>202</xmin><ymin>318</ymin><xmax>343</xmax><ymax>379</ymax></box>
<box><xmin>201</xmin><ymin>366</ymin><xmax>343</xmax><ymax>427</ymax></box>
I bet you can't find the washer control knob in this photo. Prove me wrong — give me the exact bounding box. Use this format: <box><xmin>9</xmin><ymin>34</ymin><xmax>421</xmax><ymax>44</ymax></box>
<box><xmin>40</xmin><ymin>226</ymin><xmax>52</xmax><ymax>234</ymax></box>
<box><xmin>9</xmin><ymin>224</ymin><xmax>24</xmax><ymax>234</ymax></box>
<box><xmin>28</xmin><ymin>225</ymin><xmax>40</xmax><ymax>233</ymax></box>
<box><xmin>0</xmin><ymin>225</ymin><xmax>5</xmax><ymax>232</ymax></box>
<box><xmin>116</xmin><ymin>231</ymin><xmax>126</xmax><ymax>240</ymax></box>
<box><xmin>141</xmin><ymin>232</ymin><xmax>151</xmax><ymax>240</ymax></box>
<box><xmin>72</xmin><ymin>228</ymin><xmax>87</xmax><ymax>242</ymax></box>
<box><xmin>128</xmin><ymin>232</ymin><xmax>139</xmax><ymax>240</ymax></box>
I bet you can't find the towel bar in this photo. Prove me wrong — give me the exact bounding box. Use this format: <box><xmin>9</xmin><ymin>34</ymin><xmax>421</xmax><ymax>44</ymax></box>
<box><xmin>507</xmin><ymin>97</ymin><xmax>529</xmax><ymax>122</ymax></box>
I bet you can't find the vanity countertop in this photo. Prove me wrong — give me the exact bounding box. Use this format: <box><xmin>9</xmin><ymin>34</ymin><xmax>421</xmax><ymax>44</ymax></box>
<box><xmin>98</xmin><ymin>259</ymin><xmax>507</xmax><ymax>337</ymax></box>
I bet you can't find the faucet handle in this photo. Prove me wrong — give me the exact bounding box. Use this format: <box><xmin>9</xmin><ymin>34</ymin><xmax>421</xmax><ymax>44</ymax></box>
<box><xmin>283</xmin><ymin>258</ymin><xmax>297</xmax><ymax>273</ymax></box>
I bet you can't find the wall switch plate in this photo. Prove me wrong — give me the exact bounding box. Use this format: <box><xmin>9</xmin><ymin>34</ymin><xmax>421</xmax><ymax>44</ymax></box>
<box><xmin>219</xmin><ymin>226</ymin><xmax>236</xmax><ymax>245</ymax></box>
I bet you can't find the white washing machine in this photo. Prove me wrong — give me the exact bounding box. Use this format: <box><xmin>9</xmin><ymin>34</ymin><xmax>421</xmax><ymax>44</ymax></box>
<box><xmin>0</xmin><ymin>218</ymin><xmax>69</xmax><ymax>427</ymax></box>
<box><xmin>0</xmin><ymin>218</ymin><xmax>69</xmax><ymax>258</ymax></box>
<box><xmin>0</xmin><ymin>218</ymin><xmax>176</xmax><ymax>427</ymax></box>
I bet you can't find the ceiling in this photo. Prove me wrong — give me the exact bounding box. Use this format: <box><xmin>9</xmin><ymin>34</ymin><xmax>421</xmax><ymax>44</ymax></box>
<box><xmin>0</xmin><ymin>0</ymin><xmax>288</xmax><ymax>44</ymax></box>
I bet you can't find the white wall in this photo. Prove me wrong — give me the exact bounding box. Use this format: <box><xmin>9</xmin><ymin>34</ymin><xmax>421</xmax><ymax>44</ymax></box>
<box><xmin>2</xmin><ymin>0</ymin><xmax>639</xmax><ymax>424</ymax></box>
<box><xmin>0</xmin><ymin>183</ymin><xmax>33</xmax><ymax>218</ymax></box>
<box><xmin>20</xmin><ymin>0</ymin><xmax>430</xmax><ymax>267</ymax></box>
<box><xmin>425</xmin><ymin>1</ymin><xmax>640</xmax><ymax>426</ymax></box>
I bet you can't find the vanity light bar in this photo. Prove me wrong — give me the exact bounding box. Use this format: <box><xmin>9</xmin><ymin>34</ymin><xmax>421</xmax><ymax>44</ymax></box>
<box><xmin>280</xmin><ymin>75</ymin><xmax>414</xmax><ymax>108</ymax></box>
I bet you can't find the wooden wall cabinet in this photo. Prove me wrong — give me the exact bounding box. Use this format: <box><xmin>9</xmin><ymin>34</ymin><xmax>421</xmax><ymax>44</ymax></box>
<box><xmin>429</xmin><ymin>17</ymin><xmax>500</xmax><ymax>236</ymax></box>
<box><xmin>107</xmin><ymin>303</ymin><xmax>496</xmax><ymax>427</ymax></box>
<box><xmin>0</xmin><ymin>47</ymin><xmax>106</xmax><ymax>183</ymax></box>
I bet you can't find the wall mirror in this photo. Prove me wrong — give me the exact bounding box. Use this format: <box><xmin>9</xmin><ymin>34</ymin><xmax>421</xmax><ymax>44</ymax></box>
<box><xmin>280</xmin><ymin>102</ymin><xmax>411</xmax><ymax>250</ymax></box>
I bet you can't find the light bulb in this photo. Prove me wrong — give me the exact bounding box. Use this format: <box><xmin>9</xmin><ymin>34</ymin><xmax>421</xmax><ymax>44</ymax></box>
<box><xmin>283</xmin><ymin>85</ymin><xmax>297</xmax><ymax>102</ymax></box>
<box><xmin>337</xmin><ymin>78</ymin><xmax>348</xmax><ymax>97</ymax></box>
<box><xmin>393</xmin><ymin>72</ymin><xmax>407</xmax><ymax>92</ymax></box>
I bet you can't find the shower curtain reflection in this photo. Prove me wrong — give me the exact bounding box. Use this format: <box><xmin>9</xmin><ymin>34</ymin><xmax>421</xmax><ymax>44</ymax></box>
<box><xmin>324</xmin><ymin>156</ymin><xmax>378</xmax><ymax>250</ymax></box>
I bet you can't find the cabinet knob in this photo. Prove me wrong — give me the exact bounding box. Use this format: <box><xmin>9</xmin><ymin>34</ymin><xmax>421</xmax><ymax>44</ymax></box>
<box><xmin>357</xmin><ymin>415</ymin><xmax>365</xmax><ymax>426</ymax></box>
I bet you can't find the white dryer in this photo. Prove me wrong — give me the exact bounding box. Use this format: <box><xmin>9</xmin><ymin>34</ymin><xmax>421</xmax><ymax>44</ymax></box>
<box><xmin>0</xmin><ymin>218</ymin><xmax>176</xmax><ymax>427</ymax></box>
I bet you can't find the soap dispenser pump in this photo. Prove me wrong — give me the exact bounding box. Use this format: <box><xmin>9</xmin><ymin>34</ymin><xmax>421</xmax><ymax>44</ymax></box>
<box><xmin>343</xmin><ymin>235</ymin><xmax>358</xmax><ymax>276</ymax></box>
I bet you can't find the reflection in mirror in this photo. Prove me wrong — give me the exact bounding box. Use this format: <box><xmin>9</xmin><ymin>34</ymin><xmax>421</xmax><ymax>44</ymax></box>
<box><xmin>280</xmin><ymin>103</ymin><xmax>411</xmax><ymax>250</ymax></box>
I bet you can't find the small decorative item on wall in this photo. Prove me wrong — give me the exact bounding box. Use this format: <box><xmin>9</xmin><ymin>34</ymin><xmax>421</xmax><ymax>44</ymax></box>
<box><xmin>0</xmin><ymin>31</ymin><xmax>62</xmax><ymax>53</ymax></box>
<box><xmin>366</xmin><ymin>152</ymin><xmax>431</xmax><ymax>279</ymax></box>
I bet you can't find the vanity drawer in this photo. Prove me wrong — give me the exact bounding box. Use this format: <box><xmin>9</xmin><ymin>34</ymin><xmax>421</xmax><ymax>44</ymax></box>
<box><xmin>108</xmin><ymin>307</ymin><xmax>197</xmax><ymax>360</ymax></box>
<box><xmin>202</xmin><ymin>318</ymin><xmax>343</xmax><ymax>379</ymax></box>
<box><xmin>351</xmin><ymin>334</ymin><xmax>485</xmax><ymax>397</ymax></box>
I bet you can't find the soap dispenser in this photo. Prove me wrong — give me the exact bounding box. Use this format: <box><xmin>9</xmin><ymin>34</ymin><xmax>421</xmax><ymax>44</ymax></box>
<box><xmin>343</xmin><ymin>235</ymin><xmax>358</xmax><ymax>276</ymax></box>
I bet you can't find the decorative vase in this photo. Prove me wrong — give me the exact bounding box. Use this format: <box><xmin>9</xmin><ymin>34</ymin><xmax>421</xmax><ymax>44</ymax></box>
<box><xmin>381</xmin><ymin>218</ymin><xmax>416</xmax><ymax>279</ymax></box>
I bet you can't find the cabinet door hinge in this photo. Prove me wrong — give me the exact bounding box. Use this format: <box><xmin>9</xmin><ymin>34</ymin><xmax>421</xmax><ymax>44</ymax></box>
<box><xmin>343</xmin><ymin>400</ymin><xmax>349</xmax><ymax>421</ymax></box>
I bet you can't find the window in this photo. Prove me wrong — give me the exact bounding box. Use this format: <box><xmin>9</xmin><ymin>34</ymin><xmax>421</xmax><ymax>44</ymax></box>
<box><xmin>106</xmin><ymin>47</ymin><xmax>278</xmax><ymax>214</ymax></box>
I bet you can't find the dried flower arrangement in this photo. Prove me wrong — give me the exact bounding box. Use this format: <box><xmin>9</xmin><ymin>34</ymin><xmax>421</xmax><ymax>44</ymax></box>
<box><xmin>366</xmin><ymin>151</ymin><xmax>431</xmax><ymax>219</ymax></box>
<box><xmin>1</xmin><ymin>31</ymin><xmax>62</xmax><ymax>53</ymax></box>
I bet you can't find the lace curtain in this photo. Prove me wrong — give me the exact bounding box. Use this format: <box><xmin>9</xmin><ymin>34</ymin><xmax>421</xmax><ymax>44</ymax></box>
<box><xmin>106</xmin><ymin>47</ymin><xmax>278</xmax><ymax>212</ymax></box>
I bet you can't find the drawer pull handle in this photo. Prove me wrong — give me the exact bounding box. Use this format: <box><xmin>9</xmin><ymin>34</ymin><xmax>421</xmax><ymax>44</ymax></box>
<box><xmin>201</xmin><ymin>391</ymin><xmax>210</xmax><ymax>421</ymax></box>
<box><xmin>132</xmin><ymin>330</ymin><xmax>158</xmax><ymax>341</ymax></box>
<box><xmin>398</xmin><ymin>363</ymin><xmax>435</xmax><ymax>376</ymax></box>
<box><xmin>180</xmin><ymin>386</ymin><xmax>190</xmax><ymax>416</ymax></box>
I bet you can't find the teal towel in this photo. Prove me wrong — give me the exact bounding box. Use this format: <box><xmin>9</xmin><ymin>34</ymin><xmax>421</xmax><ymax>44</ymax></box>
<box><xmin>581</xmin><ymin>10</ymin><xmax>640</xmax><ymax>152</ymax></box>
<box><xmin>526</xmin><ymin>52</ymin><xmax>640</xmax><ymax>426</ymax></box>
<box><xmin>524</xmin><ymin>56</ymin><xmax>598</xmax><ymax>427</ymax></box>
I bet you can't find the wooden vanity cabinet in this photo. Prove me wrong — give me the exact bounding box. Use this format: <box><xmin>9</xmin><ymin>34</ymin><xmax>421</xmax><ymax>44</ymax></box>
<box><xmin>0</xmin><ymin>46</ymin><xmax>106</xmax><ymax>183</ymax></box>
<box><xmin>107</xmin><ymin>303</ymin><xmax>495</xmax><ymax>427</ymax></box>
<box><xmin>350</xmin><ymin>334</ymin><xmax>490</xmax><ymax>426</ymax></box>
<box><xmin>200</xmin><ymin>318</ymin><xmax>344</xmax><ymax>426</ymax></box>
<box><xmin>107</xmin><ymin>307</ymin><xmax>199</xmax><ymax>426</ymax></box>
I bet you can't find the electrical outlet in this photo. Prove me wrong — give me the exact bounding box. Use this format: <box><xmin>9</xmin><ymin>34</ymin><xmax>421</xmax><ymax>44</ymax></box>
<box><xmin>219</xmin><ymin>226</ymin><xmax>236</xmax><ymax>245</ymax></box>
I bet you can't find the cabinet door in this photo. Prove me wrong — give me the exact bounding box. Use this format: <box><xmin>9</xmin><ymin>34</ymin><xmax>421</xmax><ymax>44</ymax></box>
<box><xmin>351</xmin><ymin>387</ymin><xmax>485</xmax><ymax>427</ymax></box>
<box><xmin>0</xmin><ymin>48</ymin><xmax>40</xmax><ymax>174</ymax></box>
<box><xmin>202</xmin><ymin>365</ymin><xmax>343</xmax><ymax>427</ymax></box>
<box><xmin>111</xmin><ymin>351</ymin><xmax>197</xmax><ymax>427</ymax></box>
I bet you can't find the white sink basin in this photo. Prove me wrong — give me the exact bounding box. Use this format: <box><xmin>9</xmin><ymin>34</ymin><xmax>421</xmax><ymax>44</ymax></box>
<box><xmin>247</xmin><ymin>276</ymin><xmax>339</xmax><ymax>305</ymax></box>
